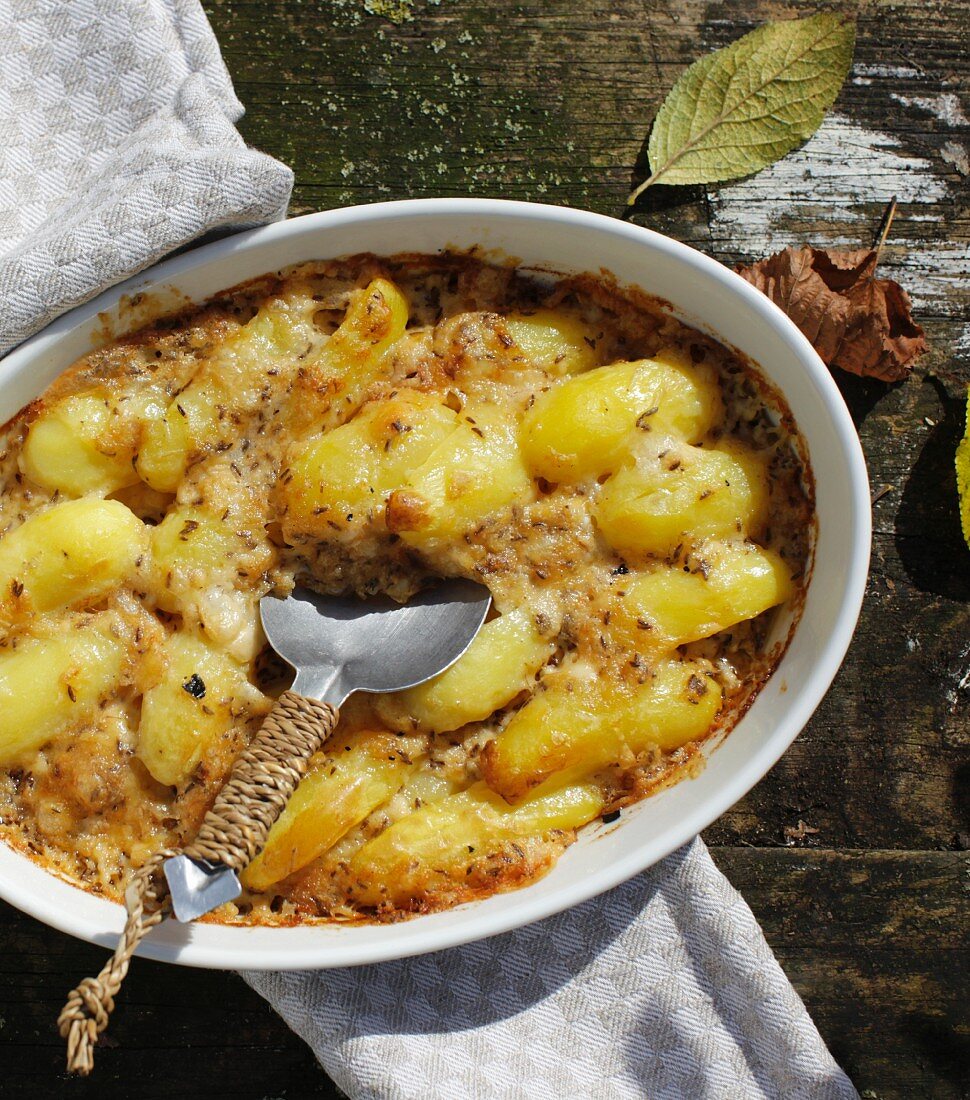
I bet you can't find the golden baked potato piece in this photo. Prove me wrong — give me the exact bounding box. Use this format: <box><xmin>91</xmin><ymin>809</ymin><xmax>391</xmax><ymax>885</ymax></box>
<box><xmin>283</xmin><ymin>390</ymin><xmax>458</xmax><ymax>538</ymax></box>
<box><xmin>215</xmin><ymin>305</ymin><xmax>313</xmax><ymax>392</ymax></box>
<box><xmin>519</xmin><ymin>349</ymin><xmax>722</xmax><ymax>484</ymax></box>
<box><xmin>136</xmin><ymin>630</ymin><xmax>253</xmax><ymax>787</ymax></box>
<box><xmin>375</xmin><ymin>608</ymin><xmax>554</xmax><ymax>733</ymax></box>
<box><xmin>503</xmin><ymin>308</ymin><xmax>599</xmax><ymax>376</ymax></box>
<box><xmin>348</xmin><ymin>778</ymin><xmax>604</xmax><ymax>907</ymax></box>
<box><xmin>481</xmin><ymin>657</ymin><xmax>722</xmax><ymax>802</ymax></box>
<box><xmin>594</xmin><ymin>441</ymin><xmax>769</xmax><ymax>559</ymax></box>
<box><xmin>0</xmin><ymin>499</ymin><xmax>147</xmax><ymax>628</ymax></box>
<box><xmin>611</xmin><ymin>540</ymin><xmax>793</xmax><ymax>651</ymax></box>
<box><xmin>148</xmin><ymin>504</ymin><xmax>274</xmax><ymax>661</ymax></box>
<box><xmin>149</xmin><ymin>506</ymin><xmax>244</xmax><ymax>614</ymax></box>
<box><xmin>242</xmin><ymin>730</ymin><xmax>420</xmax><ymax>891</ymax></box>
<box><xmin>398</xmin><ymin>404</ymin><xmax>534</xmax><ymax>547</ymax></box>
<box><xmin>134</xmin><ymin>396</ymin><xmax>194</xmax><ymax>494</ymax></box>
<box><xmin>312</xmin><ymin>277</ymin><xmax>409</xmax><ymax>404</ymax></box>
<box><xmin>137</xmin><ymin>305</ymin><xmax>313</xmax><ymax>492</ymax></box>
<box><xmin>285</xmin><ymin>394</ymin><xmax>531</xmax><ymax>544</ymax></box>
<box><xmin>22</xmin><ymin>390</ymin><xmax>142</xmax><ymax>497</ymax></box>
<box><xmin>0</xmin><ymin>619</ymin><xmax>127</xmax><ymax>766</ymax></box>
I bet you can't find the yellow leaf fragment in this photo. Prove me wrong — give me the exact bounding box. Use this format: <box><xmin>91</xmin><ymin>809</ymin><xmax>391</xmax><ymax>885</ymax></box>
<box><xmin>957</xmin><ymin>386</ymin><xmax>970</xmax><ymax>550</ymax></box>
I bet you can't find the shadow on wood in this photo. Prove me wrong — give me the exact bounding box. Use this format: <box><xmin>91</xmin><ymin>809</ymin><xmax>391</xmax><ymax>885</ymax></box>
<box><xmin>895</xmin><ymin>377</ymin><xmax>970</xmax><ymax>602</ymax></box>
<box><xmin>830</xmin><ymin>369</ymin><xmax>896</xmax><ymax>432</ymax></box>
<box><xmin>623</xmin><ymin>130</ymin><xmax>708</xmax><ymax>220</ymax></box>
<box><xmin>900</xmin><ymin>1010</ymin><xmax>970</xmax><ymax>1093</ymax></box>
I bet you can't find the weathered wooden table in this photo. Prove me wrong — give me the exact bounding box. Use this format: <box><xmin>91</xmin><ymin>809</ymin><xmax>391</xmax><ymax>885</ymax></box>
<box><xmin>2</xmin><ymin>2</ymin><xmax>967</xmax><ymax>1097</ymax></box>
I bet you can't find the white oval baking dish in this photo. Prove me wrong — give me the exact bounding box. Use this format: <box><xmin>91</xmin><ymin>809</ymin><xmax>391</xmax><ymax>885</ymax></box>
<box><xmin>0</xmin><ymin>199</ymin><xmax>870</xmax><ymax>969</ymax></box>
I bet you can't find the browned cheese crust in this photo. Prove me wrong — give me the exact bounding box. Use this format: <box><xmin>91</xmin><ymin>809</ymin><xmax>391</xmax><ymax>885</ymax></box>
<box><xmin>0</xmin><ymin>253</ymin><xmax>813</xmax><ymax>923</ymax></box>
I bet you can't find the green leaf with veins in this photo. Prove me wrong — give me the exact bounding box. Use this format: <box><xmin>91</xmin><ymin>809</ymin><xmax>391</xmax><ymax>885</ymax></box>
<box><xmin>629</xmin><ymin>13</ymin><xmax>856</xmax><ymax>204</ymax></box>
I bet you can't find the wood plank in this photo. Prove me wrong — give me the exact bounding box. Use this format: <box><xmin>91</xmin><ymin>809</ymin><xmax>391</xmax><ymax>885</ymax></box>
<box><xmin>710</xmin><ymin>849</ymin><xmax>968</xmax><ymax>1100</ymax></box>
<box><xmin>204</xmin><ymin>0</ymin><xmax>716</xmax><ymax>242</ymax></box>
<box><xmin>0</xmin><ymin>899</ymin><xmax>338</xmax><ymax>1099</ymax></box>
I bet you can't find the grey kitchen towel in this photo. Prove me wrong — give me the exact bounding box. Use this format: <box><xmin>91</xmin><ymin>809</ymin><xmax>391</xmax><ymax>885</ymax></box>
<box><xmin>1</xmin><ymin>4</ymin><xmax>857</xmax><ymax>1098</ymax></box>
<box><xmin>243</xmin><ymin>839</ymin><xmax>858</xmax><ymax>1100</ymax></box>
<box><xmin>0</xmin><ymin>0</ymin><xmax>292</xmax><ymax>355</ymax></box>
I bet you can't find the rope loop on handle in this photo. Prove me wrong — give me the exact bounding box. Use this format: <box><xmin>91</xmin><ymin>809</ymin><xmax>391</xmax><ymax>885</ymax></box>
<box><xmin>57</xmin><ymin>849</ymin><xmax>175</xmax><ymax>1075</ymax></box>
<box><xmin>57</xmin><ymin>690</ymin><xmax>338</xmax><ymax>1075</ymax></box>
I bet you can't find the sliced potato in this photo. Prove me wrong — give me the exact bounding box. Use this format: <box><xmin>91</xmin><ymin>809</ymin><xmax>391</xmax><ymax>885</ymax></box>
<box><xmin>0</xmin><ymin>498</ymin><xmax>147</xmax><ymax>627</ymax></box>
<box><xmin>0</xmin><ymin>619</ymin><xmax>127</xmax><ymax>766</ymax></box>
<box><xmin>282</xmin><ymin>389</ymin><xmax>458</xmax><ymax>538</ymax></box>
<box><xmin>313</xmin><ymin>278</ymin><xmax>409</xmax><ymax>393</ymax></box>
<box><xmin>289</xmin><ymin>278</ymin><xmax>410</xmax><ymax>430</ymax></box>
<box><xmin>610</xmin><ymin>540</ymin><xmax>793</xmax><ymax>650</ymax></box>
<box><xmin>22</xmin><ymin>390</ymin><xmax>141</xmax><ymax>497</ymax></box>
<box><xmin>135</xmin><ymin>396</ymin><xmax>193</xmax><ymax>493</ymax></box>
<box><xmin>242</xmin><ymin>729</ymin><xmax>420</xmax><ymax>891</ymax></box>
<box><xmin>348</xmin><ymin>778</ymin><xmax>604</xmax><ymax>906</ymax></box>
<box><xmin>137</xmin><ymin>303</ymin><xmax>314</xmax><ymax>492</ymax></box>
<box><xmin>481</xmin><ymin>656</ymin><xmax>722</xmax><ymax>802</ymax></box>
<box><xmin>146</xmin><ymin>503</ymin><xmax>274</xmax><ymax>659</ymax></box>
<box><xmin>136</xmin><ymin>630</ymin><xmax>254</xmax><ymax>787</ymax></box>
<box><xmin>149</xmin><ymin>506</ymin><xmax>246</xmax><ymax>613</ymax></box>
<box><xmin>376</xmin><ymin>608</ymin><xmax>554</xmax><ymax>733</ymax></box>
<box><xmin>520</xmin><ymin>350</ymin><xmax>723</xmax><ymax>485</ymax></box>
<box><xmin>595</xmin><ymin>440</ymin><xmax>769</xmax><ymax>559</ymax></box>
<box><xmin>503</xmin><ymin>308</ymin><xmax>599</xmax><ymax>376</ymax></box>
<box><xmin>399</xmin><ymin>404</ymin><xmax>534</xmax><ymax>547</ymax></box>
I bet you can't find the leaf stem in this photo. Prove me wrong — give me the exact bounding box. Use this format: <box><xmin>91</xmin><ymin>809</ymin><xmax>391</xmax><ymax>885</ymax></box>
<box><xmin>872</xmin><ymin>195</ymin><xmax>898</xmax><ymax>258</ymax></box>
<box><xmin>627</xmin><ymin>172</ymin><xmax>660</xmax><ymax>205</ymax></box>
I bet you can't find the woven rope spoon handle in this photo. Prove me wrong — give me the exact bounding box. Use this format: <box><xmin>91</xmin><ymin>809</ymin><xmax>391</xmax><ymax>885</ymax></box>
<box><xmin>58</xmin><ymin>690</ymin><xmax>337</xmax><ymax>1076</ymax></box>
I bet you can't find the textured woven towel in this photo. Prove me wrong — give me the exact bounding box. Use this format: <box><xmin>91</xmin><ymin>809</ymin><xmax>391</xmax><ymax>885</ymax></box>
<box><xmin>2</xmin><ymin>4</ymin><xmax>857</xmax><ymax>1098</ymax></box>
<box><xmin>0</xmin><ymin>0</ymin><xmax>292</xmax><ymax>355</ymax></box>
<box><xmin>244</xmin><ymin>839</ymin><xmax>857</xmax><ymax>1100</ymax></box>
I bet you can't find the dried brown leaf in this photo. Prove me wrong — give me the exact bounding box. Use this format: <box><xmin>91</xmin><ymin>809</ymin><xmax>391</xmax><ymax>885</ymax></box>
<box><xmin>737</xmin><ymin>245</ymin><xmax>927</xmax><ymax>381</ymax></box>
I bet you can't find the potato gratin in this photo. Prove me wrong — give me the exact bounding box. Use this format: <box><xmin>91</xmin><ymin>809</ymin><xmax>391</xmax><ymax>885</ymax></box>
<box><xmin>0</xmin><ymin>254</ymin><xmax>812</xmax><ymax>921</ymax></box>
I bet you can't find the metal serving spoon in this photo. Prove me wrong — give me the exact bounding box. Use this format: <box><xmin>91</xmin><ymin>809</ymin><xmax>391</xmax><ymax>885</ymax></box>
<box><xmin>163</xmin><ymin>579</ymin><xmax>491</xmax><ymax>922</ymax></box>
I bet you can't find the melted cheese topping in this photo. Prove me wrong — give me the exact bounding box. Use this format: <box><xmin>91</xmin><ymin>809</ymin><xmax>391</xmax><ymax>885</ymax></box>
<box><xmin>0</xmin><ymin>255</ymin><xmax>812</xmax><ymax>922</ymax></box>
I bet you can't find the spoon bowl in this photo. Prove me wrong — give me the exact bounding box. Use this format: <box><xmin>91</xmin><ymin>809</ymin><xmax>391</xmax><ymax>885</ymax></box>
<box><xmin>260</xmin><ymin>579</ymin><xmax>492</xmax><ymax>704</ymax></box>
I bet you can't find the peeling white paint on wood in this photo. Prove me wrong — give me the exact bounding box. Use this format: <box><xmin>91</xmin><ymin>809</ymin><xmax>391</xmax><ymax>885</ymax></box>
<box><xmin>941</xmin><ymin>141</ymin><xmax>969</xmax><ymax>175</ymax></box>
<box><xmin>706</xmin><ymin>114</ymin><xmax>967</xmax><ymax>348</ymax></box>
<box><xmin>890</xmin><ymin>92</ymin><xmax>969</xmax><ymax>127</ymax></box>
<box><xmin>884</xmin><ymin>243</ymin><xmax>970</xmax><ymax>345</ymax></box>
<box><xmin>708</xmin><ymin>115</ymin><xmax>946</xmax><ymax>252</ymax></box>
<box><xmin>852</xmin><ymin>62</ymin><xmax>922</xmax><ymax>79</ymax></box>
